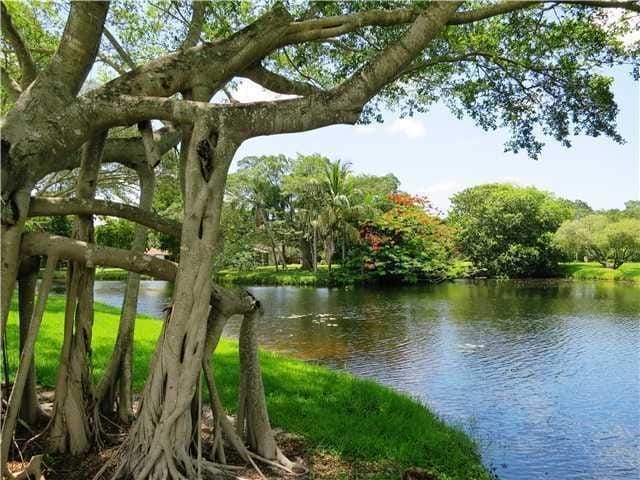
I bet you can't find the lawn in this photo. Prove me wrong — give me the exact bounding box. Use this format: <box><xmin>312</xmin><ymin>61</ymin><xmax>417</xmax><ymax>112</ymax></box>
<box><xmin>216</xmin><ymin>264</ymin><xmax>346</xmax><ymax>286</ymax></box>
<box><xmin>5</xmin><ymin>296</ymin><xmax>491</xmax><ymax>479</ymax></box>
<box><xmin>51</xmin><ymin>267</ymin><xmax>142</xmax><ymax>281</ymax></box>
<box><xmin>559</xmin><ymin>262</ymin><xmax>640</xmax><ymax>282</ymax></box>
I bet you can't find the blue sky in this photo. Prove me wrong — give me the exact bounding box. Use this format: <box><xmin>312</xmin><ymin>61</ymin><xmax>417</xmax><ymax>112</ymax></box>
<box><xmin>233</xmin><ymin>66</ymin><xmax>639</xmax><ymax>213</ymax></box>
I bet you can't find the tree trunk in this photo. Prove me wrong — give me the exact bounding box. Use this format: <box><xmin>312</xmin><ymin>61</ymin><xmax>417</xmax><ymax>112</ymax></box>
<box><xmin>116</xmin><ymin>121</ymin><xmax>237</xmax><ymax>479</ymax></box>
<box><xmin>324</xmin><ymin>233</ymin><xmax>334</xmax><ymax>271</ymax></box>
<box><xmin>1</xmin><ymin>255</ymin><xmax>57</xmax><ymax>479</ymax></box>
<box><xmin>300</xmin><ymin>238</ymin><xmax>313</xmax><ymax>270</ymax></box>
<box><xmin>50</xmin><ymin>134</ymin><xmax>106</xmax><ymax>454</ymax></box>
<box><xmin>17</xmin><ymin>256</ymin><xmax>46</xmax><ymax>425</ymax></box>
<box><xmin>1</xmin><ymin>188</ymin><xmax>31</xmax><ymax>337</ymax></box>
<box><xmin>313</xmin><ymin>224</ymin><xmax>318</xmax><ymax>272</ymax></box>
<box><xmin>281</xmin><ymin>244</ymin><xmax>287</xmax><ymax>270</ymax></box>
<box><xmin>262</xmin><ymin>214</ymin><xmax>280</xmax><ymax>271</ymax></box>
<box><xmin>238</xmin><ymin>310</ymin><xmax>286</xmax><ymax>463</ymax></box>
<box><xmin>95</xmin><ymin>166</ymin><xmax>155</xmax><ymax>423</ymax></box>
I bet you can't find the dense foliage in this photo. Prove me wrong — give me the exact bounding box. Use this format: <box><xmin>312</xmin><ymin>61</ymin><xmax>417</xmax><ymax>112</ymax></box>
<box><xmin>448</xmin><ymin>183</ymin><xmax>573</xmax><ymax>278</ymax></box>
<box><xmin>555</xmin><ymin>209</ymin><xmax>640</xmax><ymax>268</ymax></box>
<box><xmin>95</xmin><ymin>217</ymin><xmax>135</xmax><ymax>250</ymax></box>
<box><xmin>220</xmin><ymin>155</ymin><xmax>459</xmax><ymax>283</ymax></box>
<box><xmin>349</xmin><ymin>194</ymin><xmax>455</xmax><ymax>283</ymax></box>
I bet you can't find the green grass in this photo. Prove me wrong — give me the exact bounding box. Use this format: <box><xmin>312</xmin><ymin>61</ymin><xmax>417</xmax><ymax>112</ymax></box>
<box><xmin>216</xmin><ymin>264</ymin><xmax>349</xmax><ymax>287</ymax></box>
<box><xmin>559</xmin><ymin>262</ymin><xmax>640</xmax><ymax>282</ymax></box>
<box><xmin>50</xmin><ymin>267</ymin><xmax>149</xmax><ymax>281</ymax></box>
<box><xmin>5</xmin><ymin>296</ymin><xmax>490</xmax><ymax>479</ymax></box>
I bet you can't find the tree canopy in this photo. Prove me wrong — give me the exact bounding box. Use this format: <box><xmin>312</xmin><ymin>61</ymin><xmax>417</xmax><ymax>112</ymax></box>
<box><xmin>448</xmin><ymin>183</ymin><xmax>573</xmax><ymax>277</ymax></box>
<box><xmin>555</xmin><ymin>212</ymin><xmax>640</xmax><ymax>267</ymax></box>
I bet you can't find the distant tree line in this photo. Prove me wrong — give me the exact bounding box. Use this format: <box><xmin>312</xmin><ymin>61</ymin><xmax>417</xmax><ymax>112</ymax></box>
<box><xmin>27</xmin><ymin>157</ymin><xmax>639</xmax><ymax>282</ymax></box>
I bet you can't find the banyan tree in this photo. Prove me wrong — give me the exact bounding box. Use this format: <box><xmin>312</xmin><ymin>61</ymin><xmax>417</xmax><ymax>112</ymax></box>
<box><xmin>0</xmin><ymin>1</ymin><xmax>637</xmax><ymax>478</ymax></box>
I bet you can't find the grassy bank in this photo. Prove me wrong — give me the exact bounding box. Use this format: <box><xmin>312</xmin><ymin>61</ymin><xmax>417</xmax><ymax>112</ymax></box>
<box><xmin>5</xmin><ymin>296</ymin><xmax>490</xmax><ymax>479</ymax></box>
<box><xmin>216</xmin><ymin>264</ymin><xmax>345</xmax><ymax>286</ymax></box>
<box><xmin>216</xmin><ymin>261</ymin><xmax>474</xmax><ymax>287</ymax></box>
<box><xmin>559</xmin><ymin>262</ymin><xmax>640</xmax><ymax>282</ymax></box>
<box><xmin>218</xmin><ymin>262</ymin><xmax>640</xmax><ymax>286</ymax></box>
<box><xmin>50</xmin><ymin>267</ymin><xmax>149</xmax><ymax>281</ymax></box>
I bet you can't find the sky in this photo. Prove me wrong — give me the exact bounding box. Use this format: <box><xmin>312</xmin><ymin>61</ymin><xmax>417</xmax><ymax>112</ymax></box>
<box><xmin>231</xmin><ymin>66</ymin><xmax>639</xmax><ymax>214</ymax></box>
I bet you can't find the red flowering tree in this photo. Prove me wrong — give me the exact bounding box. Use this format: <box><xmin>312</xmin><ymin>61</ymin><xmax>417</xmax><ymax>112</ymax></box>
<box><xmin>352</xmin><ymin>194</ymin><xmax>456</xmax><ymax>283</ymax></box>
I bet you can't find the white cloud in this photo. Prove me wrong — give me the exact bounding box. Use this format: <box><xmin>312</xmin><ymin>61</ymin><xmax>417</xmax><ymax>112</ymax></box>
<box><xmin>230</xmin><ymin>79</ymin><xmax>298</xmax><ymax>103</ymax></box>
<box><xmin>387</xmin><ymin>118</ymin><xmax>426</xmax><ymax>139</ymax></box>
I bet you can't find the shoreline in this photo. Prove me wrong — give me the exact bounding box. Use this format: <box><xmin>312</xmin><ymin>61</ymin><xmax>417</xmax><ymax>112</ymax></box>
<box><xmin>43</xmin><ymin>262</ymin><xmax>640</xmax><ymax>285</ymax></box>
<box><xmin>5</xmin><ymin>296</ymin><xmax>492</xmax><ymax>480</ymax></box>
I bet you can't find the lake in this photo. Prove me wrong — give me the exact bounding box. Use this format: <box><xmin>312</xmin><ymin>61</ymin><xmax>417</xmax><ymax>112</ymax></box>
<box><xmin>89</xmin><ymin>279</ymin><xmax>639</xmax><ymax>480</ymax></box>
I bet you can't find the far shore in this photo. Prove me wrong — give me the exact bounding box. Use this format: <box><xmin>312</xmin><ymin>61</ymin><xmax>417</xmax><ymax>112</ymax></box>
<box><xmin>43</xmin><ymin>262</ymin><xmax>640</xmax><ymax>286</ymax></box>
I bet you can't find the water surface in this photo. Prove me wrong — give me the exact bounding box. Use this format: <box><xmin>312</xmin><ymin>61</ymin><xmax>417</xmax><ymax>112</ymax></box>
<box><xmin>91</xmin><ymin>279</ymin><xmax>640</xmax><ymax>480</ymax></box>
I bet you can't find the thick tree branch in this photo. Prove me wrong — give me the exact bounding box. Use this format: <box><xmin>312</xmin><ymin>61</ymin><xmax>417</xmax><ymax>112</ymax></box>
<box><xmin>75</xmin><ymin>4</ymin><xmax>458</xmax><ymax>143</ymax></box>
<box><xmin>181</xmin><ymin>1</ymin><xmax>207</xmax><ymax>49</ymax></box>
<box><xmin>21</xmin><ymin>232</ymin><xmax>175</xmax><ymax>280</ymax></box>
<box><xmin>27</xmin><ymin>197</ymin><xmax>181</xmax><ymax>239</ymax></box>
<box><xmin>0</xmin><ymin>1</ymin><xmax>37</xmax><ymax>87</ymax></box>
<box><xmin>49</xmin><ymin>126</ymin><xmax>180</xmax><ymax>179</ymax></box>
<box><xmin>43</xmin><ymin>1</ymin><xmax>109</xmax><ymax>96</ymax></box>
<box><xmin>19</xmin><ymin>233</ymin><xmax>253</xmax><ymax>315</ymax></box>
<box><xmin>448</xmin><ymin>0</ymin><xmax>639</xmax><ymax>25</ymax></box>
<box><xmin>448</xmin><ymin>1</ymin><xmax>538</xmax><ymax>25</ymax></box>
<box><xmin>90</xmin><ymin>4</ymin><xmax>292</xmax><ymax>100</ymax></box>
<box><xmin>241</xmin><ymin>63</ymin><xmax>322</xmax><ymax>96</ymax></box>
<box><xmin>0</xmin><ymin>65</ymin><xmax>22</xmax><ymax>101</ymax></box>
<box><xmin>284</xmin><ymin>7</ymin><xmax>421</xmax><ymax>44</ymax></box>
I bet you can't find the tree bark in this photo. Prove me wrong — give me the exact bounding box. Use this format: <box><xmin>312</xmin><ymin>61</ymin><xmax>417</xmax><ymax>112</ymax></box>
<box><xmin>1</xmin><ymin>188</ymin><xmax>31</xmax><ymax>337</ymax></box>
<box><xmin>50</xmin><ymin>134</ymin><xmax>106</xmax><ymax>454</ymax></box>
<box><xmin>1</xmin><ymin>255</ymin><xmax>57</xmax><ymax>479</ymax></box>
<box><xmin>95</xmin><ymin>166</ymin><xmax>156</xmax><ymax>423</ymax></box>
<box><xmin>300</xmin><ymin>238</ymin><xmax>313</xmax><ymax>270</ymax></box>
<box><xmin>116</xmin><ymin>121</ymin><xmax>238</xmax><ymax>479</ymax></box>
<box><xmin>313</xmin><ymin>223</ymin><xmax>318</xmax><ymax>272</ymax></box>
<box><xmin>17</xmin><ymin>257</ymin><xmax>46</xmax><ymax>425</ymax></box>
<box><xmin>28</xmin><ymin>196</ymin><xmax>181</xmax><ymax>239</ymax></box>
<box><xmin>238</xmin><ymin>310</ymin><xmax>290</xmax><ymax>465</ymax></box>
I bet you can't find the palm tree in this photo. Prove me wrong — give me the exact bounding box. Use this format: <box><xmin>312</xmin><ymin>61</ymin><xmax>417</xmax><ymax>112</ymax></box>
<box><xmin>318</xmin><ymin>160</ymin><xmax>363</xmax><ymax>270</ymax></box>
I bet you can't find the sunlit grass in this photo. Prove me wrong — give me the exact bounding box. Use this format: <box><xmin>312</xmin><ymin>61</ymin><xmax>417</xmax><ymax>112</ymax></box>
<box><xmin>559</xmin><ymin>262</ymin><xmax>640</xmax><ymax>282</ymax></box>
<box><xmin>50</xmin><ymin>267</ymin><xmax>149</xmax><ymax>281</ymax></box>
<box><xmin>216</xmin><ymin>264</ymin><xmax>344</xmax><ymax>286</ymax></box>
<box><xmin>5</xmin><ymin>295</ymin><xmax>490</xmax><ymax>479</ymax></box>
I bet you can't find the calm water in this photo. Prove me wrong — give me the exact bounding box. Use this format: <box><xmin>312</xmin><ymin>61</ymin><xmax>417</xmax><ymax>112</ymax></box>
<box><xmin>90</xmin><ymin>280</ymin><xmax>639</xmax><ymax>480</ymax></box>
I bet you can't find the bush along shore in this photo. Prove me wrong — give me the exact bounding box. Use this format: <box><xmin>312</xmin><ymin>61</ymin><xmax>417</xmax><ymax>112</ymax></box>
<box><xmin>44</xmin><ymin>262</ymin><xmax>639</xmax><ymax>286</ymax></box>
<box><xmin>216</xmin><ymin>261</ymin><xmax>475</xmax><ymax>287</ymax></box>
<box><xmin>216</xmin><ymin>262</ymin><xmax>639</xmax><ymax>287</ymax></box>
<box><xmin>5</xmin><ymin>296</ymin><xmax>491</xmax><ymax>480</ymax></box>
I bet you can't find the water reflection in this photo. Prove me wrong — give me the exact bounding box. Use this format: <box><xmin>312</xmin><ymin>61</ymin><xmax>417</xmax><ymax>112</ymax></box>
<box><xmin>88</xmin><ymin>279</ymin><xmax>639</xmax><ymax>480</ymax></box>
